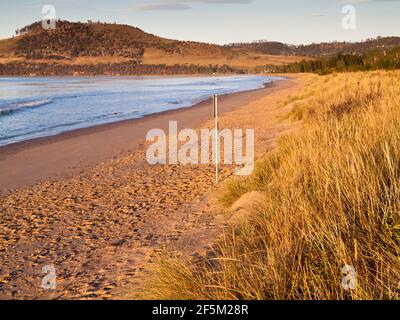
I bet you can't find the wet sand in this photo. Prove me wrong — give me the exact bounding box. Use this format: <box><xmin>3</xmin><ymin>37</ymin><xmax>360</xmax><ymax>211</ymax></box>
<box><xmin>0</xmin><ymin>74</ymin><xmax>309</xmax><ymax>299</ymax></box>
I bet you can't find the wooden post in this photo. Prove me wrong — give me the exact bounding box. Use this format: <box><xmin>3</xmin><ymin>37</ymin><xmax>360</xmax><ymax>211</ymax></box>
<box><xmin>214</xmin><ymin>94</ymin><xmax>219</xmax><ymax>184</ymax></box>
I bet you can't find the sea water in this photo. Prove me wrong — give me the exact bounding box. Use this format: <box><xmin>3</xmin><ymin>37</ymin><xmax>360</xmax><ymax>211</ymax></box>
<box><xmin>0</xmin><ymin>75</ymin><xmax>282</xmax><ymax>146</ymax></box>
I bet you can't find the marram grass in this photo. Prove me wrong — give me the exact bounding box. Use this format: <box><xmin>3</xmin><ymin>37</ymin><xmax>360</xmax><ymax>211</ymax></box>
<box><xmin>142</xmin><ymin>71</ymin><xmax>400</xmax><ymax>300</ymax></box>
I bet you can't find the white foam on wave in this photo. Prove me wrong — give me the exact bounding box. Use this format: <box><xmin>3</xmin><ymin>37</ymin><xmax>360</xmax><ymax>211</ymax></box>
<box><xmin>0</xmin><ymin>99</ymin><xmax>53</xmax><ymax>116</ymax></box>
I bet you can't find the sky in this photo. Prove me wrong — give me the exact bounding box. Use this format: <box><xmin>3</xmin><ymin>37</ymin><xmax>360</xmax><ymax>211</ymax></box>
<box><xmin>0</xmin><ymin>0</ymin><xmax>399</xmax><ymax>45</ymax></box>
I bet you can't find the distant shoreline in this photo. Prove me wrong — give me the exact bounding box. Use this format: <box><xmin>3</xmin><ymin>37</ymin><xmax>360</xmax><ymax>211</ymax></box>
<box><xmin>0</xmin><ymin>76</ymin><xmax>292</xmax><ymax>194</ymax></box>
<box><xmin>0</xmin><ymin>73</ymin><xmax>263</xmax><ymax>79</ymax></box>
<box><xmin>0</xmin><ymin>61</ymin><xmax>248</xmax><ymax>77</ymax></box>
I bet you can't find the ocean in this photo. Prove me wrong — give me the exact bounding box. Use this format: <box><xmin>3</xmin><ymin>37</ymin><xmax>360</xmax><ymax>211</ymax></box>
<box><xmin>0</xmin><ymin>75</ymin><xmax>282</xmax><ymax>146</ymax></box>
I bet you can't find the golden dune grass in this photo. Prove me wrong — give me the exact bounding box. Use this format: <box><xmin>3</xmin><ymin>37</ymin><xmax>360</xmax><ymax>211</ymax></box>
<box><xmin>142</xmin><ymin>71</ymin><xmax>400</xmax><ymax>300</ymax></box>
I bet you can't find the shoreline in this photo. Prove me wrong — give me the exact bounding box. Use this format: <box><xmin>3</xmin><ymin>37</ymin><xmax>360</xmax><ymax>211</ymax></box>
<box><xmin>0</xmin><ymin>77</ymin><xmax>294</xmax><ymax>194</ymax></box>
<box><xmin>0</xmin><ymin>73</ymin><xmax>255</xmax><ymax>79</ymax></box>
<box><xmin>0</xmin><ymin>77</ymin><xmax>279</xmax><ymax>150</ymax></box>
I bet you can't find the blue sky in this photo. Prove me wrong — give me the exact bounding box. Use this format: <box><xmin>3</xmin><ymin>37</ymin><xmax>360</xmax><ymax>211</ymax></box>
<box><xmin>0</xmin><ymin>0</ymin><xmax>399</xmax><ymax>44</ymax></box>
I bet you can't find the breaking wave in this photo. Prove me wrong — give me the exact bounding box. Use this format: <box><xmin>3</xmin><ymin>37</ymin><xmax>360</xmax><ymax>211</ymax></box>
<box><xmin>0</xmin><ymin>99</ymin><xmax>53</xmax><ymax>116</ymax></box>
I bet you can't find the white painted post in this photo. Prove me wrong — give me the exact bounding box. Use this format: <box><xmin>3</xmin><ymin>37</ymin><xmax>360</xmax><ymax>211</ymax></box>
<box><xmin>214</xmin><ymin>94</ymin><xmax>219</xmax><ymax>184</ymax></box>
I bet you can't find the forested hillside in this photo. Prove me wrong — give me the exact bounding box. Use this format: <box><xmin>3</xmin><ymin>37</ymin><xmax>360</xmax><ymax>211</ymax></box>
<box><xmin>229</xmin><ymin>37</ymin><xmax>400</xmax><ymax>57</ymax></box>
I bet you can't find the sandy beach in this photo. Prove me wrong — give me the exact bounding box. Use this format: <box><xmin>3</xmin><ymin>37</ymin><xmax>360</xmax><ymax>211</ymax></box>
<box><xmin>0</xmin><ymin>74</ymin><xmax>309</xmax><ymax>299</ymax></box>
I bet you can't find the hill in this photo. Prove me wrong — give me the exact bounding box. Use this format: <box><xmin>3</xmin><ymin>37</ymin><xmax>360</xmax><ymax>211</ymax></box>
<box><xmin>0</xmin><ymin>20</ymin><xmax>303</xmax><ymax>76</ymax></box>
<box><xmin>229</xmin><ymin>37</ymin><xmax>400</xmax><ymax>57</ymax></box>
<box><xmin>11</xmin><ymin>20</ymin><xmax>226</xmax><ymax>61</ymax></box>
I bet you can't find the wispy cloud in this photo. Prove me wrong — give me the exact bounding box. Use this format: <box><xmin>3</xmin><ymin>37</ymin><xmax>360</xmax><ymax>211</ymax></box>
<box><xmin>309</xmin><ymin>13</ymin><xmax>327</xmax><ymax>18</ymax></box>
<box><xmin>16</xmin><ymin>0</ymin><xmax>98</xmax><ymax>11</ymax></box>
<box><xmin>129</xmin><ymin>0</ymin><xmax>253</xmax><ymax>12</ymax></box>
<box><xmin>134</xmin><ymin>3</ymin><xmax>191</xmax><ymax>10</ymax></box>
